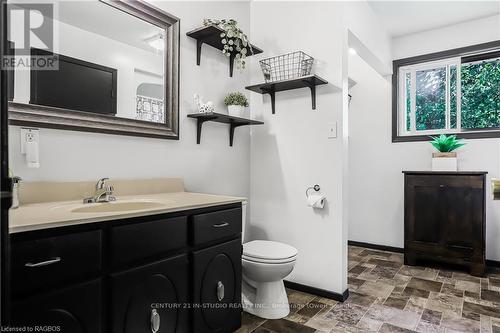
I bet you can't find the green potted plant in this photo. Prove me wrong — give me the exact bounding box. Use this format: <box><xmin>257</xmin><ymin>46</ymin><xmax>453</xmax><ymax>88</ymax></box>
<box><xmin>429</xmin><ymin>134</ymin><xmax>466</xmax><ymax>171</ymax></box>
<box><xmin>203</xmin><ymin>19</ymin><xmax>252</xmax><ymax>70</ymax></box>
<box><xmin>224</xmin><ymin>92</ymin><xmax>249</xmax><ymax>117</ymax></box>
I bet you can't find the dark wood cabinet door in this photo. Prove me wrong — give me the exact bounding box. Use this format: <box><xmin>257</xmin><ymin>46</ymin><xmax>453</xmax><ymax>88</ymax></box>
<box><xmin>11</xmin><ymin>279</ymin><xmax>102</xmax><ymax>333</ymax></box>
<box><xmin>192</xmin><ymin>238</ymin><xmax>242</xmax><ymax>333</ymax></box>
<box><xmin>442</xmin><ymin>179</ymin><xmax>484</xmax><ymax>257</ymax></box>
<box><xmin>405</xmin><ymin>176</ymin><xmax>444</xmax><ymax>244</ymax></box>
<box><xmin>111</xmin><ymin>254</ymin><xmax>188</xmax><ymax>333</ymax></box>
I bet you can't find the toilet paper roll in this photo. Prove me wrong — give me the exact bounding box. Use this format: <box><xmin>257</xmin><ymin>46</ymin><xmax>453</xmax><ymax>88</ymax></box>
<box><xmin>307</xmin><ymin>193</ymin><xmax>326</xmax><ymax>209</ymax></box>
<box><xmin>26</xmin><ymin>140</ymin><xmax>40</xmax><ymax>168</ymax></box>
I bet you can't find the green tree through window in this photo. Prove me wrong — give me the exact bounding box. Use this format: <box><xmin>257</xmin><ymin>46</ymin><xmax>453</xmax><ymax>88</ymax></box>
<box><xmin>461</xmin><ymin>59</ymin><xmax>500</xmax><ymax>129</ymax></box>
<box><xmin>400</xmin><ymin>55</ymin><xmax>499</xmax><ymax>134</ymax></box>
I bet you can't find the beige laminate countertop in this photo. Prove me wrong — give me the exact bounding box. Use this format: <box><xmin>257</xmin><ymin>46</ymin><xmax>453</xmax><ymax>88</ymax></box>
<box><xmin>9</xmin><ymin>192</ymin><xmax>245</xmax><ymax>234</ymax></box>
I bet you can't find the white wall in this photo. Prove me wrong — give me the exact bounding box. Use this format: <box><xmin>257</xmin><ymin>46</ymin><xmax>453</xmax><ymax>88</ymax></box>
<box><xmin>248</xmin><ymin>1</ymin><xmax>391</xmax><ymax>294</ymax></box>
<box><xmin>349</xmin><ymin>16</ymin><xmax>500</xmax><ymax>261</ymax></box>
<box><xmin>392</xmin><ymin>14</ymin><xmax>500</xmax><ymax>59</ymax></box>
<box><xmin>10</xmin><ymin>1</ymin><xmax>252</xmax><ymax>200</ymax></box>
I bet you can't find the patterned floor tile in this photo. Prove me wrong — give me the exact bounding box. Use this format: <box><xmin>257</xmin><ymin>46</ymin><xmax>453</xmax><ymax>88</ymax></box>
<box><xmin>456</xmin><ymin>280</ymin><xmax>481</xmax><ymax>294</ymax></box>
<box><xmin>463</xmin><ymin>301</ymin><xmax>500</xmax><ymax>319</ymax></box>
<box><xmin>421</xmin><ymin>308</ymin><xmax>442</xmax><ymax>325</ymax></box>
<box><xmin>407</xmin><ymin>277</ymin><xmax>443</xmax><ymax>292</ymax></box>
<box><xmin>346</xmin><ymin>291</ymin><xmax>378</xmax><ymax>307</ymax></box>
<box><xmin>239</xmin><ymin>246</ymin><xmax>500</xmax><ymax>333</ymax></box>
<box><xmin>440</xmin><ymin>315</ymin><xmax>480</xmax><ymax>333</ymax></box>
<box><xmin>364</xmin><ymin>304</ymin><xmax>420</xmax><ymax>330</ymax></box>
<box><xmin>415</xmin><ymin>321</ymin><xmax>445</xmax><ymax>333</ymax></box>
<box><xmin>404</xmin><ymin>295</ymin><xmax>427</xmax><ymax>314</ymax></box>
<box><xmin>384</xmin><ymin>294</ymin><xmax>410</xmax><ymax>310</ymax></box>
<box><xmin>324</xmin><ymin>302</ymin><xmax>367</xmax><ymax>326</ymax></box>
<box><xmin>425</xmin><ymin>292</ymin><xmax>463</xmax><ymax>317</ymax></box>
<box><xmin>356</xmin><ymin>316</ymin><xmax>383</xmax><ymax>332</ymax></box>
<box><xmin>379</xmin><ymin>323</ymin><xmax>417</xmax><ymax>333</ymax></box>
<box><xmin>261</xmin><ymin>318</ymin><xmax>316</xmax><ymax>333</ymax></box>
<box><xmin>356</xmin><ymin>280</ymin><xmax>395</xmax><ymax>298</ymax></box>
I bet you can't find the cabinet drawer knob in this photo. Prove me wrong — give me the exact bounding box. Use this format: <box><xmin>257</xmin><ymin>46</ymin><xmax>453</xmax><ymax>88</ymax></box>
<box><xmin>213</xmin><ymin>222</ymin><xmax>229</xmax><ymax>228</ymax></box>
<box><xmin>217</xmin><ymin>281</ymin><xmax>225</xmax><ymax>301</ymax></box>
<box><xmin>150</xmin><ymin>309</ymin><xmax>160</xmax><ymax>333</ymax></box>
<box><xmin>25</xmin><ymin>257</ymin><xmax>61</xmax><ymax>268</ymax></box>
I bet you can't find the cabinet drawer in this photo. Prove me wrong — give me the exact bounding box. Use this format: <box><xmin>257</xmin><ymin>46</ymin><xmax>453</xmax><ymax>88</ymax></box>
<box><xmin>111</xmin><ymin>216</ymin><xmax>187</xmax><ymax>266</ymax></box>
<box><xmin>11</xmin><ymin>230</ymin><xmax>102</xmax><ymax>296</ymax></box>
<box><xmin>192</xmin><ymin>208</ymin><xmax>241</xmax><ymax>245</ymax></box>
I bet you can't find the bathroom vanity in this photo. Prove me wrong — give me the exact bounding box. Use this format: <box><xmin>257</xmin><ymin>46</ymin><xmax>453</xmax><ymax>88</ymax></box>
<box><xmin>8</xmin><ymin>182</ymin><xmax>244</xmax><ymax>333</ymax></box>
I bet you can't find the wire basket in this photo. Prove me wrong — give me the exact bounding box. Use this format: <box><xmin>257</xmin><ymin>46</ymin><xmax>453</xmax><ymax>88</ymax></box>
<box><xmin>259</xmin><ymin>51</ymin><xmax>314</xmax><ymax>83</ymax></box>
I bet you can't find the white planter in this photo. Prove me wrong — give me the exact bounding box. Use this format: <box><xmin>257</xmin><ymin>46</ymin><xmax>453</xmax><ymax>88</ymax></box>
<box><xmin>432</xmin><ymin>152</ymin><xmax>458</xmax><ymax>171</ymax></box>
<box><xmin>227</xmin><ymin>105</ymin><xmax>246</xmax><ymax>118</ymax></box>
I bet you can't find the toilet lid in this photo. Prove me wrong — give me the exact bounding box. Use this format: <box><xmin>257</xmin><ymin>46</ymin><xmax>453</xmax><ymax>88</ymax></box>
<box><xmin>243</xmin><ymin>240</ymin><xmax>298</xmax><ymax>261</ymax></box>
<box><xmin>242</xmin><ymin>254</ymin><xmax>297</xmax><ymax>264</ymax></box>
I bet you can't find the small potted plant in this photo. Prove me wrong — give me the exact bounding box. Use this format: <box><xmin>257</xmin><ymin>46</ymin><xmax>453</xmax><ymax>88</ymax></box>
<box><xmin>224</xmin><ymin>92</ymin><xmax>249</xmax><ymax>117</ymax></box>
<box><xmin>429</xmin><ymin>134</ymin><xmax>466</xmax><ymax>171</ymax></box>
<box><xmin>203</xmin><ymin>19</ymin><xmax>252</xmax><ymax>70</ymax></box>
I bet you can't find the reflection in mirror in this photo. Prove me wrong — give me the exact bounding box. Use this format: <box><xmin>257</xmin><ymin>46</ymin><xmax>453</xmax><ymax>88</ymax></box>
<box><xmin>10</xmin><ymin>1</ymin><xmax>170</xmax><ymax>126</ymax></box>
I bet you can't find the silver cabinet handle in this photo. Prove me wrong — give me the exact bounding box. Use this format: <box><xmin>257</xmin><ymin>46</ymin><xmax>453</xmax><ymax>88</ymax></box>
<box><xmin>217</xmin><ymin>281</ymin><xmax>225</xmax><ymax>302</ymax></box>
<box><xmin>150</xmin><ymin>309</ymin><xmax>160</xmax><ymax>333</ymax></box>
<box><xmin>213</xmin><ymin>222</ymin><xmax>229</xmax><ymax>228</ymax></box>
<box><xmin>25</xmin><ymin>257</ymin><xmax>61</xmax><ymax>268</ymax></box>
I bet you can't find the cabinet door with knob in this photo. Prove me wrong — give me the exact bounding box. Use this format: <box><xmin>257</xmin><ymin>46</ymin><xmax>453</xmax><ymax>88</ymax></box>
<box><xmin>111</xmin><ymin>254</ymin><xmax>189</xmax><ymax>333</ymax></box>
<box><xmin>11</xmin><ymin>279</ymin><xmax>102</xmax><ymax>333</ymax></box>
<box><xmin>192</xmin><ymin>238</ymin><xmax>242</xmax><ymax>333</ymax></box>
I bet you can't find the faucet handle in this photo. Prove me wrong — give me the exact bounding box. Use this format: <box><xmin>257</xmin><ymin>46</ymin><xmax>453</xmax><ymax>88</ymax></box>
<box><xmin>96</xmin><ymin>177</ymin><xmax>110</xmax><ymax>190</ymax></box>
<box><xmin>107</xmin><ymin>185</ymin><xmax>115</xmax><ymax>194</ymax></box>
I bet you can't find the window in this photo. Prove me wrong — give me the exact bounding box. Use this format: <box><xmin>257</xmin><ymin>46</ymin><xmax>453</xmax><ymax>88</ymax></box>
<box><xmin>392</xmin><ymin>41</ymin><xmax>500</xmax><ymax>142</ymax></box>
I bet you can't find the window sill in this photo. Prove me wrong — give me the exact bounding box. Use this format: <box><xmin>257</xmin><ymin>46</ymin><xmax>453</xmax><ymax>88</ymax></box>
<box><xmin>392</xmin><ymin>130</ymin><xmax>500</xmax><ymax>143</ymax></box>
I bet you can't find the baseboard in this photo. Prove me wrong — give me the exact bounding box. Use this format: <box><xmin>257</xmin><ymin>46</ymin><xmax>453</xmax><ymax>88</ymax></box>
<box><xmin>283</xmin><ymin>280</ymin><xmax>349</xmax><ymax>302</ymax></box>
<box><xmin>348</xmin><ymin>240</ymin><xmax>404</xmax><ymax>253</ymax></box>
<box><xmin>486</xmin><ymin>259</ymin><xmax>500</xmax><ymax>268</ymax></box>
<box><xmin>349</xmin><ymin>240</ymin><xmax>500</xmax><ymax>269</ymax></box>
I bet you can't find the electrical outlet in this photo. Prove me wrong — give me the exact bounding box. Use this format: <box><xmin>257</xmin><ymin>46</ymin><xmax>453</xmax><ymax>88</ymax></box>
<box><xmin>328</xmin><ymin>122</ymin><xmax>337</xmax><ymax>139</ymax></box>
<box><xmin>21</xmin><ymin>128</ymin><xmax>39</xmax><ymax>154</ymax></box>
<box><xmin>26</xmin><ymin>132</ymin><xmax>35</xmax><ymax>142</ymax></box>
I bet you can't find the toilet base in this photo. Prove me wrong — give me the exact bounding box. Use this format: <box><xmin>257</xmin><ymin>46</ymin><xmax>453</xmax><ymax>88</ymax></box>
<box><xmin>242</xmin><ymin>279</ymin><xmax>290</xmax><ymax>319</ymax></box>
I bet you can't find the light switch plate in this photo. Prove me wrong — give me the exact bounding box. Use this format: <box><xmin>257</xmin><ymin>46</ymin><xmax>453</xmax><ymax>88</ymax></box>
<box><xmin>20</xmin><ymin>128</ymin><xmax>39</xmax><ymax>154</ymax></box>
<box><xmin>328</xmin><ymin>122</ymin><xmax>337</xmax><ymax>139</ymax></box>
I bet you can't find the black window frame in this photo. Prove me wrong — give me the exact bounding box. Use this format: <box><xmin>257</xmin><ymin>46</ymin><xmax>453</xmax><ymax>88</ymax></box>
<box><xmin>392</xmin><ymin>40</ymin><xmax>500</xmax><ymax>143</ymax></box>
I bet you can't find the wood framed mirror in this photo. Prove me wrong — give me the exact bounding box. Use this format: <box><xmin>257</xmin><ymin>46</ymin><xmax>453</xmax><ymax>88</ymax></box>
<box><xmin>7</xmin><ymin>0</ymin><xmax>180</xmax><ymax>139</ymax></box>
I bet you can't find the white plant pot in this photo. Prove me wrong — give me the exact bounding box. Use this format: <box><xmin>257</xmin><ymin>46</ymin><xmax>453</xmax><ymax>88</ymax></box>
<box><xmin>432</xmin><ymin>152</ymin><xmax>458</xmax><ymax>171</ymax></box>
<box><xmin>227</xmin><ymin>105</ymin><xmax>246</xmax><ymax>118</ymax></box>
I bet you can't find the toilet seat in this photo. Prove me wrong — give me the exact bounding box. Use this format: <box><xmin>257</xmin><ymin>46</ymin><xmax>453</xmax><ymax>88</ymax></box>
<box><xmin>243</xmin><ymin>240</ymin><xmax>298</xmax><ymax>262</ymax></box>
<box><xmin>242</xmin><ymin>254</ymin><xmax>297</xmax><ymax>264</ymax></box>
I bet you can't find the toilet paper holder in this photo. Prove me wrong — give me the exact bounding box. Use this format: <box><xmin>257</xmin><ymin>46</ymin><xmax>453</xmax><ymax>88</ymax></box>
<box><xmin>305</xmin><ymin>184</ymin><xmax>321</xmax><ymax>198</ymax></box>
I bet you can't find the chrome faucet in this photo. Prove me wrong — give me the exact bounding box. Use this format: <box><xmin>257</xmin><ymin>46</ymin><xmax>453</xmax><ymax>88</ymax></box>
<box><xmin>83</xmin><ymin>178</ymin><xmax>116</xmax><ymax>203</ymax></box>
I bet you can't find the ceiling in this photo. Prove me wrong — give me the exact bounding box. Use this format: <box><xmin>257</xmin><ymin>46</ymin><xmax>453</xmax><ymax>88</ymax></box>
<box><xmin>57</xmin><ymin>1</ymin><xmax>164</xmax><ymax>52</ymax></box>
<box><xmin>368</xmin><ymin>1</ymin><xmax>500</xmax><ymax>38</ymax></box>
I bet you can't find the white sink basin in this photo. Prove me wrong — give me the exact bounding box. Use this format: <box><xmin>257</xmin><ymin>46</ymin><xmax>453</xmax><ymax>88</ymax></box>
<box><xmin>70</xmin><ymin>200</ymin><xmax>168</xmax><ymax>213</ymax></box>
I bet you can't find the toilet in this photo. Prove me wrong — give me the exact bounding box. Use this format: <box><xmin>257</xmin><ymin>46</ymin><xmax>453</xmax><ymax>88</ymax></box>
<box><xmin>241</xmin><ymin>203</ymin><xmax>298</xmax><ymax>319</ymax></box>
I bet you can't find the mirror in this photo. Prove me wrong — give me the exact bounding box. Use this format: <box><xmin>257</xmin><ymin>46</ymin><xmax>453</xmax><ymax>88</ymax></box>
<box><xmin>7</xmin><ymin>0</ymin><xmax>179</xmax><ymax>139</ymax></box>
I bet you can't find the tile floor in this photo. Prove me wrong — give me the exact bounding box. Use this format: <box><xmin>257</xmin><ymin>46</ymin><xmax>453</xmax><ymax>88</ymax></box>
<box><xmin>235</xmin><ymin>245</ymin><xmax>500</xmax><ymax>333</ymax></box>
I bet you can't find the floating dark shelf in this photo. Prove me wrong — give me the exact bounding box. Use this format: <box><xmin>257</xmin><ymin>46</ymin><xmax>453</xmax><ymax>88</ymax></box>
<box><xmin>187</xmin><ymin>112</ymin><xmax>264</xmax><ymax>146</ymax></box>
<box><xmin>186</xmin><ymin>25</ymin><xmax>263</xmax><ymax>77</ymax></box>
<box><xmin>245</xmin><ymin>75</ymin><xmax>328</xmax><ymax>114</ymax></box>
